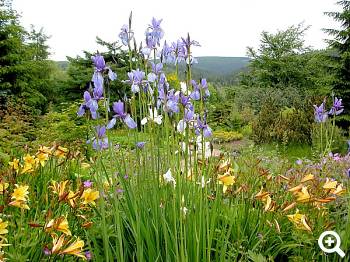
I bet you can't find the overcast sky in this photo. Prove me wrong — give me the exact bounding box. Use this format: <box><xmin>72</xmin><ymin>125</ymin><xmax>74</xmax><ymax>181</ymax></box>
<box><xmin>12</xmin><ymin>0</ymin><xmax>340</xmax><ymax>61</ymax></box>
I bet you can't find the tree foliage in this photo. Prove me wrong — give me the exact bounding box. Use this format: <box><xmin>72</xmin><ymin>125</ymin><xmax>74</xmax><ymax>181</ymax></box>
<box><xmin>65</xmin><ymin>37</ymin><xmax>131</xmax><ymax>102</ymax></box>
<box><xmin>241</xmin><ymin>24</ymin><xmax>334</xmax><ymax>94</ymax></box>
<box><xmin>0</xmin><ymin>0</ymin><xmax>56</xmax><ymax>113</ymax></box>
<box><xmin>324</xmin><ymin>0</ymin><xmax>350</xmax><ymax>126</ymax></box>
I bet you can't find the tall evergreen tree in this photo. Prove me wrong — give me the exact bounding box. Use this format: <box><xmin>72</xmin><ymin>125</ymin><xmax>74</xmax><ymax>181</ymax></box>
<box><xmin>324</xmin><ymin>1</ymin><xmax>350</xmax><ymax>118</ymax></box>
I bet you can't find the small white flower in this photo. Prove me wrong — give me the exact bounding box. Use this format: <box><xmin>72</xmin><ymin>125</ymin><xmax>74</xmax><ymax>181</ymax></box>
<box><xmin>163</xmin><ymin>168</ymin><xmax>176</xmax><ymax>187</ymax></box>
<box><xmin>141</xmin><ymin>107</ymin><xmax>163</xmax><ymax>125</ymax></box>
<box><xmin>180</xmin><ymin>82</ymin><xmax>187</xmax><ymax>93</ymax></box>
<box><xmin>181</xmin><ymin>206</ymin><xmax>188</xmax><ymax>216</ymax></box>
<box><xmin>197</xmin><ymin>176</ymin><xmax>211</xmax><ymax>188</ymax></box>
<box><xmin>177</xmin><ymin>119</ymin><xmax>186</xmax><ymax>134</ymax></box>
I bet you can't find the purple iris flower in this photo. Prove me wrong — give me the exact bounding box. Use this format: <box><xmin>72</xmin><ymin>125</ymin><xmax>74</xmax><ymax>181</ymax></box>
<box><xmin>195</xmin><ymin>116</ymin><xmax>212</xmax><ymax>138</ymax></box>
<box><xmin>157</xmin><ymin>73</ymin><xmax>169</xmax><ymax>91</ymax></box>
<box><xmin>91</xmin><ymin>125</ymin><xmax>109</xmax><ymax>151</ymax></box>
<box><xmin>182</xmin><ymin>34</ymin><xmax>200</xmax><ymax>49</ymax></box>
<box><xmin>190</xmin><ymin>80</ymin><xmax>200</xmax><ymax>101</ymax></box>
<box><xmin>329</xmin><ymin>97</ymin><xmax>344</xmax><ymax>115</ymax></box>
<box><xmin>92</xmin><ymin>54</ymin><xmax>106</xmax><ymax>72</ymax></box>
<box><xmin>141</xmin><ymin>47</ymin><xmax>151</xmax><ymax>57</ymax></box>
<box><xmin>151</xmin><ymin>62</ymin><xmax>163</xmax><ymax>74</ymax></box>
<box><xmin>148</xmin><ymin>73</ymin><xmax>157</xmax><ymax>83</ymax></box>
<box><xmin>119</xmin><ymin>24</ymin><xmax>133</xmax><ymax>46</ymax></box>
<box><xmin>126</xmin><ymin>69</ymin><xmax>145</xmax><ymax>93</ymax></box>
<box><xmin>177</xmin><ymin>107</ymin><xmax>195</xmax><ymax>133</ymax></box>
<box><xmin>184</xmin><ymin>107</ymin><xmax>195</xmax><ymax>122</ymax></box>
<box><xmin>136</xmin><ymin>141</ymin><xmax>146</xmax><ymax>149</ymax></box>
<box><xmin>201</xmin><ymin>78</ymin><xmax>210</xmax><ymax>98</ymax></box>
<box><xmin>91</xmin><ymin>54</ymin><xmax>117</xmax><ymax>82</ymax></box>
<box><xmin>147</xmin><ymin>62</ymin><xmax>163</xmax><ymax>83</ymax></box>
<box><xmin>158</xmin><ymin>88</ymin><xmax>179</xmax><ymax>113</ymax></box>
<box><xmin>162</xmin><ymin>41</ymin><xmax>175</xmax><ymax>64</ymax></box>
<box><xmin>172</xmin><ymin>40</ymin><xmax>187</xmax><ymax>64</ymax></box>
<box><xmin>77</xmin><ymin>91</ymin><xmax>98</xmax><ymax>119</ymax></box>
<box><xmin>347</xmin><ymin>168</ymin><xmax>350</xmax><ymax>178</ymax></box>
<box><xmin>167</xmin><ymin>91</ymin><xmax>179</xmax><ymax>113</ymax></box>
<box><xmin>107</xmin><ymin>101</ymin><xmax>137</xmax><ymax>129</ymax></box>
<box><xmin>313</xmin><ymin>102</ymin><xmax>328</xmax><ymax>123</ymax></box>
<box><xmin>180</xmin><ymin>92</ymin><xmax>191</xmax><ymax>107</ymax></box>
<box><xmin>145</xmin><ymin>17</ymin><xmax>164</xmax><ymax>49</ymax></box>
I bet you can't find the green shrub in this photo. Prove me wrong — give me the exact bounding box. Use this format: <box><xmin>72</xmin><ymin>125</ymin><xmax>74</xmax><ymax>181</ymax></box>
<box><xmin>213</xmin><ymin>130</ymin><xmax>243</xmax><ymax>143</ymax></box>
<box><xmin>34</xmin><ymin>102</ymin><xmax>88</xmax><ymax>149</ymax></box>
<box><xmin>252</xmin><ymin>95</ymin><xmax>313</xmax><ymax>145</ymax></box>
<box><xmin>240</xmin><ymin>124</ymin><xmax>253</xmax><ymax>137</ymax></box>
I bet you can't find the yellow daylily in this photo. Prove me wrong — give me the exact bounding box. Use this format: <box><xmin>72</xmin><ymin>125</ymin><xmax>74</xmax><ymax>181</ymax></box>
<box><xmin>36</xmin><ymin>152</ymin><xmax>49</xmax><ymax>167</ymax></box>
<box><xmin>323</xmin><ymin>178</ymin><xmax>337</xmax><ymax>190</ymax></box>
<box><xmin>288</xmin><ymin>184</ymin><xmax>303</xmax><ymax>193</ymax></box>
<box><xmin>217</xmin><ymin>159</ymin><xmax>231</xmax><ymax>173</ymax></box>
<box><xmin>38</xmin><ymin>146</ymin><xmax>52</xmax><ymax>155</ymax></box>
<box><xmin>54</xmin><ymin>146</ymin><xmax>68</xmax><ymax>158</ymax></box>
<box><xmin>314</xmin><ymin>197</ymin><xmax>336</xmax><ymax>203</ymax></box>
<box><xmin>60</xmin><ymin>237</ymin><xmax>85</xmax><ymax>259</ymax></box>
<box><xmin>9</xmin><ymin>200</ymin><xmax>30</xmax><ymax>210</ymax></box>
<box><xmin>281</xmin><ymin>202</ymin><xmax>296</xmax><ymax>212</ymax></box>
<box><xmin>81</xmin><ymin>188</ymin><xmax>99</xmax><ymax>205</ymax></box>
<box><xmin>300</xmin><ymin>174</ymin><xmax>314</xmax><ymax>183</ymax></box>
<box><xmin>331</xmin><ymin>184</ymin><xmax>346</xmax><ymax>196</ymax></box>
<box><xmin>50</xmin><ymin>180</ymin><xmax>69</xmax><ymax>201</ymax></box>
<box><xmin>217</xmin><ymin>174</ymin><xmax>235</xmax><ymax>193</ymax></box>
<box><xmin>67</xmin><ymin>190</ymin><xmax>79</xmax><ymax>208</ymax></box>
<box><xmin>11</xmin><ymin>184</ymin><xmax>29</xmax><ymax>202</ymax></box>
<box><xmin>51</xmin><ymin>234</ymin><xmax>65</xmax><ymax>254</ymax></box>
<box><xmin>23</xmin><ymin>154</ymin><xmax>36</xmax><ymax>166</ymax></box>
<box><xmin>0</xmin><ymin>183</ymin><xmax>9</xmax><ymax>194</ymax></box>
<box><xmin>45</xmin><ymin>216</ymin><xmax>71</xmax><ymax>236</ymax></box>
<box><xmin>263</xmin><ymin>195</ymin><xmax>276</xmax><ymax>212</ymax></box>
<box><xmin>8</xmin><ymin>158</ymin><xmax>19</xmax><ymax>171</ymax></box>
<box><xmin>255</xmin><ymin>187</ymin><xmax>270</xmax><ymax>200</ymax></box>
<box><xmin>0</xmin><ymin>219</ymin><xmax>8</xmax><ymax>236</ymax></box>
<box><xmin>9</xmin><ymin>184</ymin><xmax>30</xmax><ymax>210</ymax></box>
<box><xmin>295</xmin><ymin>186</ymin><xmax>311</xmax><ymax>203</ymax></box>
<box><xmin>287</xmin><ymin>210</ymin><xmax>312</xmax><ymax>232</ymax></box>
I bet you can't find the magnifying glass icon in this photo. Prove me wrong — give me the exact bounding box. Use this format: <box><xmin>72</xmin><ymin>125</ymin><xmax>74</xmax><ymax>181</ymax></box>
<box><xmin>318</xmin><ymin>231</ymin><xmax>345</xmax><ymax>258</ymax></box>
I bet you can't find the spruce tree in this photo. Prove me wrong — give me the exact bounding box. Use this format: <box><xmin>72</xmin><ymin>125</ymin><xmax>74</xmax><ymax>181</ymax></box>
<box><xmin>324</xmin><ymin>1</ymin><xmax>350</xmax><ymax>120</ymax></box>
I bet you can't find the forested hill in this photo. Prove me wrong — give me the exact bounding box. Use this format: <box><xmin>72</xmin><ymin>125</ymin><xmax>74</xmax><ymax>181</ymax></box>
<box><xmin>56</xmin><ymin>56</ymin><xmax>250</xmax><ymax>81</ymax></box>
<box><xmin>193</xmin><ymin>56</ymin><xmax>250</xmax><ymax>75</ymax></box>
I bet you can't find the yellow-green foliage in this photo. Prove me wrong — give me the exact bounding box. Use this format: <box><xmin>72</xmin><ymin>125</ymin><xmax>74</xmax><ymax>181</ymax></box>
<box><xmin>213</xmin><ymin>130</ymin><xmax>243</xmax><ymax>142</ymax></box>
